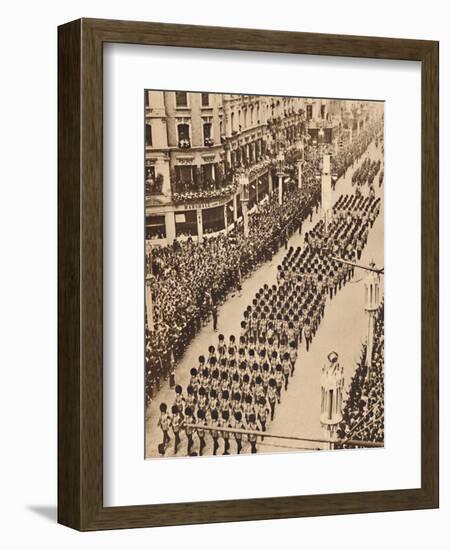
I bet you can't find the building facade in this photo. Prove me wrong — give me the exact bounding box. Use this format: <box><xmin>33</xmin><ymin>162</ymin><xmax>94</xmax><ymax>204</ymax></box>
<box><xmin>144</xmin><ymin>92</ymin><xmax>373</xmax><ymax>245</ymax></box>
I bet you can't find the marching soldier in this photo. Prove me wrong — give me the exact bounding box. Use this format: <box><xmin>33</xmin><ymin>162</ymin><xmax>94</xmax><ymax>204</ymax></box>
<box><xmin>171</xmin><ymin>405</ymin><xmax>183</xmax><ymax>455</ymax></box>
<box><xmin>196</xmin><ymin>409</ymin><xmax>207</xmax><ymax>456</ymax></box>
<box><xmin>221</xmin><ymin>410</ymin><xmax>231</xmax><ymax>455</ymax></box>
<box><xmin>157</xmin><ymin>402</ymin><xmax>171</xmax><ymax>450</ymax></box>
<box><xmin>247</xmin><ymin>413</ymin><xmax>259</xmax><ymax>454</ymax></box>
<box><xmin>184</xmin><ymin>407</ymin><xmax>195</xmax><ymax>456</ymax></box>
<box><xmin>210</xmin><ymin>409</ymin><xmax>220</xmax><ymax>456</ymax></box>
<box><xmin>233</xmin><ymin>411</ymin><xmax>244</xmax><ymax>454</ymax></box>
<box><xmin>267</xmin><ymin>378</ymin><xmax>277</xmax><ymax>421</ymax></box>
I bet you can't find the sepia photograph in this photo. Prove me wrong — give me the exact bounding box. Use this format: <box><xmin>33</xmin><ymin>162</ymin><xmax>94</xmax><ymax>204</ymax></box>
<box><xmin>144</xmin><ymin>91</ymin><xmax>384</xmax><ymax>459</ymax></box>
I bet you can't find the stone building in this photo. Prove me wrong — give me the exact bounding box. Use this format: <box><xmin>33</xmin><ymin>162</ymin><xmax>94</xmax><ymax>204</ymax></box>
<box><xmin>144</xmin><ymin>92</ymin><xmax>338</xmax><ymax>244</ymax></box>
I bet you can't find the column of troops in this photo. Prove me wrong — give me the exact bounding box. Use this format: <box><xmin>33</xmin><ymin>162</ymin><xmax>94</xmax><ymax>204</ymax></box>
<box><xmin>157</xmin><ymin>191</ymin><xmax>381</xmax><ymax>456</ymax></box>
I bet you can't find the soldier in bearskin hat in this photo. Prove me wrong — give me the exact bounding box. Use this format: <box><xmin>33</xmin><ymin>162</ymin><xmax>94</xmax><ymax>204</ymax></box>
<box><xmin>171</xmin><ymin>404</ymin><xmax>183</xmax><ymax>455</ymax></box>
<box><xmin>157</xmin><ymin>402</ymin><xmax>171</xmax><ymax>450</ymax></box>
<box><xmin>183</xmin><ymin>406</ymin><xmax>195</xmax><ymax>456</ymax></box>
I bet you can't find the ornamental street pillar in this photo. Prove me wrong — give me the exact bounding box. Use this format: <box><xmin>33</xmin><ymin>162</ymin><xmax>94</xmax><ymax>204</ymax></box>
<box><xmin>165</xmin><ymin>211</ymin><xmax>176</xmax><ymax>244</ymax></box>
<box><xmin>242</xmin><ymin>200</ymin><xmax>249</xmax><ymax>238</ymax></box>
<box><xmin>239</xmin><ymin>173</ymin><xmax>250</xmax><ymax>238</ymax></box>
<box><xmin>321</xmin><ymin>153</ymin><xmax>332</xmax><ymax>231</ymax></box>
<box><xmin>320</xmin><ymin>352</ymin><xmax>344</xmax><ymax>450</ymax></box>
<box><xmin>233</xmin><ymin>193</ymin><xmax>238</xmax><ymax>222</ymax></box>
<box><xmin>297</xmin><ymin>161</ymin><xmax>303</xmax><ymax>189</ymax></box>
<box><xmin>196</xmin><ymin>209</ymin><xmax>203</xmax><ymax>243</ymax></box>
<box><xmin>268</xmin><ymin>170</ymin><xmax>273</xmax><ymax>194</ymax></box>
<box><xmin>364</xmin><ymin>263</ymin><xmax>381</xmax><ymax>380</ymax></box>
<box><xmin>278</xmin><ymin>173</ymin><xmax>283</xmax><ymax>205</ymax></box>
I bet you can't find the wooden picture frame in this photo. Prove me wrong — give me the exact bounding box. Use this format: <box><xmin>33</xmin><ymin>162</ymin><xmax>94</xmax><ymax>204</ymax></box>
<box><xmin>58</xmin><ymin>18</ymin><xmax>439</xmax><ymax>531</ymax></box>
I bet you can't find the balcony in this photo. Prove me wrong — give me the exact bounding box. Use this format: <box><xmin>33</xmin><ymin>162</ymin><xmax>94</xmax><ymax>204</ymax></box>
<box><xmin>170</xmin><ymin>169</ymin><xmax>238</xmax><ymax>204</ymax></box>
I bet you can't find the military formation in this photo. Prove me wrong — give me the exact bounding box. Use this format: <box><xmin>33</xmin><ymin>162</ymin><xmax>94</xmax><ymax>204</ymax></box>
<box><xmin>156</xmin><ymin>187</ymin><xmax>382</xmax><ymax>457</ymax></box>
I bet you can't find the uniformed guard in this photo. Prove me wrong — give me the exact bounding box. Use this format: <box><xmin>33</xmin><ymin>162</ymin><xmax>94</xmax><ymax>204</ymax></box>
<box><xmin>247</xmin><ymin>413</ymin><xmax>258</xmax><ymax>454</ymax></box>
<box><xmin>221</xmin><ymin>410</ymin><xmax>231</xmax><ymax>455</ymax></box>
<box><xmin>184</xmin><ymin>406</ymin><xmax>195</xmax><ymax>456</ymax></box>
<box><xmin>157</xmin><ymin>402</ymin><xmax>171</xmax><ymax>450</ymax></box>
<box><xmin>267</xmin><ymin>378</ymin><xmax>277</xmax><ymax>421</ymax></box>
<box><xmin>196</xmin><ymin>409</ymin><xmax>206</xmax><ymax>456</ymax></box>
<box><xmin>233</xmin><ymin>411</ymin><xmax>244</xmax><ymax>454</ymax></box>
<box><xmin>257</xmin><ymin>396</ymin><xmax>269</xmax><ymax>440</ymax></box>
<box><xmin>275</xmin><ymin>364</ymin><xmax>284</xmax><ymax>401</ymax></box>
<box><xmin>210</xmin><ymin>408</ymin><xmax>220</xmax><ymax>456</ymax></box>
<box><xmin>171</xmin><ymin>404</ymin><xmax>183</xmax><ymax>455</ymax></box>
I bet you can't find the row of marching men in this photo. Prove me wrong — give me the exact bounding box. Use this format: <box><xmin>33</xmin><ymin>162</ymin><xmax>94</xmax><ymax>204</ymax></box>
<box><xmin>157</xmin><ymin>329</ymin><xmax>298</xmax><ymax>456</ymax></box>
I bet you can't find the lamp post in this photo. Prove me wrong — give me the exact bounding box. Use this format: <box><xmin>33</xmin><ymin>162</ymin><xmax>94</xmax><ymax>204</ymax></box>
<box><xmin>364</xmin><ymin>261</ymin><xmax>381</xmax><ymax>380</ymax></box>
<box><xmin>277</xmin><ymin>150</ymin><xmax>285</xmax><ymax>205</ymax></box>
<box><xmin>239</xmin><ymin>172</ymin><xmax>250</xmax><ymax>238</ymax></box>
<box><xmin>320</xmin><ymin>351</ymin><xmax>344</xmax><ymax>450</ymax></box>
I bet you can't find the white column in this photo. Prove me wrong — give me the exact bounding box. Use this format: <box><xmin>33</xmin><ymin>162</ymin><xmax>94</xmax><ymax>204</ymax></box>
<box><xmin>268</xmin><ymin>170</ymin><xmax>273</xmax><ymax>194</ymax></box>
<box><xmin>242</xmin><ymin>200</ymin><xmax>249</xmax><ymax>237</ymax></box>
<box><xmin>156</xmin><ymin>158</ymin><xmax>171</xmax><ymax>195</ymax></box>
<box><xmin>278</xmin><ymin>174</ymin><xmax>283</xmax><ymax>205</ymax></box>
<box><xmin>366</xmin><ymin>311</ymin><xmax>375</xmax><ymax>380</ymax></box>
<box><xmin>297</xmin><ymin>161</ymin><xmax>303</xmax><ymax>189</ymax></box>
<box><xmin>224</xmin><ymin>204</ymin><xmax>228</xmax><ymax>234</ymax></box>
<box><xmin>165</xmin><ymin>211</ymin><xmax>176</xmax><ymax>244</ymax></box>
<box><xmin>321</xmin><ymin>154</ymin><xmax>332</xmax><ymax>230</ymax></box>
<box><xmin>197</xmin><ymin>209</ymin><xmax>203</xmax><ymax>243</ymax></box>
<box><xmin>145</xmin><ymin>273</ymin><xmax>154</xmax><ymax>332</ymax></box>
<box><xmin>233</xmin><ymin>194</ymin><xmax>238</xmax><ymax>222</ymax></box>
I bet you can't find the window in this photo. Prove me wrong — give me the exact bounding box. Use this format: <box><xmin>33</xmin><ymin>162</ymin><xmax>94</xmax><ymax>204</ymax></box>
<box><xmin>201</xmin><ymin>93</ymin><xmax>209</xmax><ymax>106</ymax></box>
<box><xmin>203</xmin><ymin>122</ymin><xmax>213</xmax><ymax>146</ymax></box>
<box><xmin>145</xmin><ymin>124</ymin><xmax>152</xmax><ymax>146</ymax></box>
<box><xmin>177</xmin><ymin>165</ymin><xmax>193</xmax><ymax>183</ymax></box>
<box><xmin>177</xmin><ymin>124</ymin><xmax>190</xmax><ymax>147</ymax></box>
<box><xmin>202</xmin><ymin>163</ymin><xmax>214</xmax><ymax>182</ymax></box>
<box><xmin>146</xmin><ymin>166</ymin><xmax>156</xmax><ymax>180</ymax></box>
<box><xmin>175</xmin><ymin>92</ymin><xmax>188</xmax><ymax>107</ymax></box>
<box><xmin>321</xmin><ymin>105</ymin><xmax>326</xmax><ymax>119</ymax></box>
<box><xmin>144</xmin><ymin>91</ymin><xmax>150</xmax><ymax>108</ymax></box>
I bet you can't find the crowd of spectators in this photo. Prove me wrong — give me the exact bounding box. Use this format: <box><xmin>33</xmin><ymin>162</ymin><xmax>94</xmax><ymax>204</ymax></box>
<box><xmin>336</xmin><ymin>302</ymin><xmax>385</xmax><ymax>447</ymax></box>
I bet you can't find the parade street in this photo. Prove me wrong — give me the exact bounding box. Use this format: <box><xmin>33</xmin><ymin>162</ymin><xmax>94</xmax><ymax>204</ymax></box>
<box><xmin>145</xmin><ymin>138</ymin><xmax>384</xmax><ymax>458</ymax></box>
